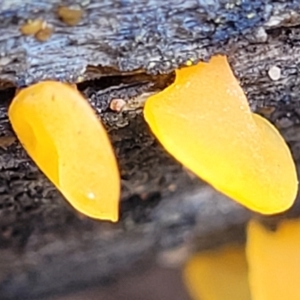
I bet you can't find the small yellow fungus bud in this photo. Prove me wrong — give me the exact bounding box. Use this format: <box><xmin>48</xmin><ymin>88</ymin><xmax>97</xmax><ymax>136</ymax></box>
<box><xmin>183</xmin><ymin>245</ymin><xmax>251</xmax><ymax>300</ymax></box>
<box><xmin>144</xmin><ymin>55</ymin><xmax>297</xmax><ymax>214</ymax></box>
<box><xmin>9</xmin><ymin>81</ymin><xmax>120</xmax><ymax>222</ymax></box>
<box><xmin>20</xmin><ymin>19</ymin><xmax>44</xmax><ymax>35</ymax></box>
<box><xmin>20</xmin><ymin>19</ymin><xmax>53</xmax><ymax>42</ymax></box>
<box><xmin>247</xmin><ymin>219</ymin><xmax>300</xmax><ymax>300</ymax></box>
<box><xmin>35</xmin><ymin>25</ymin><xmax>54</xmax><ymax>42</ymax></box>
<box><xmin>57</xmin><ymin>6</ymin><xmax>84</xmax><ymax>26</ymax></box>
<box><xmin>185</xmin><ymin>59</ymin><xmax>193</xmax><ymax>66</ymax></box>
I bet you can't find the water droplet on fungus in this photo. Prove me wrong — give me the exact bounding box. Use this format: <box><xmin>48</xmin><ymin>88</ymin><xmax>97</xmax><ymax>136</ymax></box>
<box><xmin>8</xmin><ymin>81</ymin><xmax>120</xmax><ymax>222</ymax></box>
<box><xmin>144</xmin><ymin>55</ymin><xmax>298</xmax><ymax>214</ymax></box>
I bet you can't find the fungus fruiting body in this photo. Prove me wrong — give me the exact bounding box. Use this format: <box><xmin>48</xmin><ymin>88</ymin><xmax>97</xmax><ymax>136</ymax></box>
<box><xmin>9</xmin><ymin>81</ymin><xmax>120</xmax><ymax>222</ymax></box>
<box><xmin>144</xmin><ymin>55</ymin><xmax>297</xmax><ymax>214</ymax></box>
<box><xmin>57</xmin><ymin>6</ymin><xmax>84</xmax><ymax>26</ymax></box>
<box><xmin>183</xmin><ymin>245</ymin><xmax>251</xmax><ymax>300</ymax></box>
<box><xmin>20</xmin><ymin>19</ymin><xmax>44</xmax><ymax>35</ymax></box>
<box><xmin>20</xmin><ymin>19</ymin><xmax>53</xmax><ymax>42</ymax></box>
<box><xmin>34</xmin><ymin>26</ymin><xmax>54</xmax><ymax>42</ymax></box>
<box><xmin>247</xmin><ymin>220</ymin><xmax>300</xmax><ymax>300</ymax></box>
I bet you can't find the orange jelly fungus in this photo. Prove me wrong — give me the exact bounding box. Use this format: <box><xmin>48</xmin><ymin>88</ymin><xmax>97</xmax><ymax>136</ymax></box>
<box><xmin>9</xmin><ymin>81</ymin><xmax>120</xmax><ymax>222</ymax></box>
<box><xmin>247</xmin><ymin>219</ymin><xmax>300</xmax><ymax>300</ymax></box>
<box><xmin>144</xmin><ymin>55</ymin><xmax>298</xmax><ymax>214</ymax></box>
<box><xmin>183</xmin><ymin>245</ymin><xmax>251</xmax><ymax>300</ymax></box>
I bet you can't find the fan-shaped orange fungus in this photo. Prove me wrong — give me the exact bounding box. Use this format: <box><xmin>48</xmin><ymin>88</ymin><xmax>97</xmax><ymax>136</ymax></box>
<box><xmin>8</xmin><ymin>81</ymin><xmax>120</xmax><ymax>222</ymax></box>
<box><xmin>144</xmin><ymin>55</ymin><xmax>298</xmax><ymax>214</ymax></box>
<box><xmin>247</xmin><ymin>219</ymin><xmax>300</xmax><ymax>300</ymax></box>
<box><xmin>183</xmin><ymin>245</ymin><xmax>251</xmax><ymax>300</ymax></box>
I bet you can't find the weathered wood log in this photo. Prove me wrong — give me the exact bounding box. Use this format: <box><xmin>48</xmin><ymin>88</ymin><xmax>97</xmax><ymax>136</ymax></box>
<box><xmin>1</xmin><ymin>1</ymin><xmax>300</xmax><ymax>299</ymax></box>
<box><xmin>0</xmin><ymin>0</ymin><xmax>299</xmax><ymax>86</ymax></box>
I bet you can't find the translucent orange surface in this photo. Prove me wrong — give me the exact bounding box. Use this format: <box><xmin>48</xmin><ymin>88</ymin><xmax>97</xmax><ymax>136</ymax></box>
<box><xmin>9</xmin><ymin>81</ymin><xmax>120</xmax><ymax>221</ymax></box>
<box><xmin>247</xmin><ymin>220</ymin><xmax>300</xmax><ymax>300</ymax></box>
<box><xmin>183</xmin><ymin>245</ymin><xmax>251</xmax><ymax>300</ymax></box>
<box><xmin>144</xmin><ymin>55</ymin><xmax>298</xmax><ymax>214</ymax></box>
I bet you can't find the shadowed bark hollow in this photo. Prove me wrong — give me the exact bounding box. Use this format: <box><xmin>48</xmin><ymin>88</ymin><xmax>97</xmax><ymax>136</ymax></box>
<box><xmin>1</xmin><ymin>1</ymin><xmax>300</xmax><ymax>299</ymax></box>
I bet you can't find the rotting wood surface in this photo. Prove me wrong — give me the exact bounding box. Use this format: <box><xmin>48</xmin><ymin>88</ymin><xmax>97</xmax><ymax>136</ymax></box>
<box><xmin>0</xmin><ymin>0</ymin><xmax>299</xmax><ymax>86</ymax></box>
<box><xmin>1</xmin><ymin>1</ymin><xmax>300</xmax><ymax>299</ymax></box>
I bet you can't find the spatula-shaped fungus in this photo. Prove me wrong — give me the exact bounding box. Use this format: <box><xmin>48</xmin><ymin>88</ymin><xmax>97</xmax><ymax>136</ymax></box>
<box><xmin>144</xmin><ymin>55</ymin><xmax>297</xmax><ymax>214</ymax></box>
<box><xmin>9</xmin><ymin>81</ymin><xmax>120</xmax><ymax>222</ymax></box>
<box><xmin>183</xmin><ymin>245</ymin><xmax>251</xmax><ymax>300</ymax></box>
<box><xmin>247</xmin><ymin>219</ymin><xmax>300</xmax><ymax>300</ymax></box>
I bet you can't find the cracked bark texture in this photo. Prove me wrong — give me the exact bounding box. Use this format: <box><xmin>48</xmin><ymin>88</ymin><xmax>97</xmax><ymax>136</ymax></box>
<box><xmin>0</xmin><ymin>0</ymin><xmax>299</xmax><ymax>86</ymax></box>
<box><xmin>1</xmin><ymin>0</ymin><xmax>300</xmax><ymax>299</ymax></box>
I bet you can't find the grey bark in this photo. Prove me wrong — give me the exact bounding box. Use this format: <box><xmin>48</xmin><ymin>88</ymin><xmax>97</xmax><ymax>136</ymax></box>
<box><xmin>0</xmin><ymin>0</ymin><xmax>300</xmax><ymax>299</ymax></box>
<box><xmin>0</xmin><ymin>0</ymin><xmax>299</xmax><ymax>86</ymax></box>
